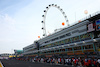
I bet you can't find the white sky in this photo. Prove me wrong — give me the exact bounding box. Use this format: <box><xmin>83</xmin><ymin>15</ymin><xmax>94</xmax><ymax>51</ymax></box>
<box><xmin>0</xmin><ymin>0</ymin><xmax>100</xmax><ymax>54</ymax></box>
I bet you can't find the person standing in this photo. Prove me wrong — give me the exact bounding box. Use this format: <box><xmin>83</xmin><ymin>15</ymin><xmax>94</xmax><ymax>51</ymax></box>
<box><xmin>97</xmin><ymin>58</ymin><xmax>100</xmax><ymax>67</ymax></box>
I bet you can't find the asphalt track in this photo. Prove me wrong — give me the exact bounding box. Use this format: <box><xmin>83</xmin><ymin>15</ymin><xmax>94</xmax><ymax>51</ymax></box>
<box><xmin>1</xmin><ymin>59</ymin><xmax>72</xmax><ymax>67</ymax></box>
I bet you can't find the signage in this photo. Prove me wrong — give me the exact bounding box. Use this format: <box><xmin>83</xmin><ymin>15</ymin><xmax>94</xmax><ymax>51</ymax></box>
<box><xmin>98</xmin><ymin>34</ymin><xmax>100</xmax><ymax>37</ymax></box>
<box><xmin>87</xmin><ymin>23</ymin><xmax>95</xmax><ymax>32</ymax></box>
<box><xmin>96</xmin><ymin>19</ymin><xmax>100</xmax><ymax>31</ymax></box>
<box><xmin>96</xmin><ymin>32</ymin><xmax>100</xmax><ymax>38</ymax></box>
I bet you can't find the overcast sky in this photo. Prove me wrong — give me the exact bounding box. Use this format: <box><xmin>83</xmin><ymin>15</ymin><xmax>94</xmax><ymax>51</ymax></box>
<box><xmin>0</xmin><ymin>0</ymin><xmax>100</xmax><ymax>54</ymax></box>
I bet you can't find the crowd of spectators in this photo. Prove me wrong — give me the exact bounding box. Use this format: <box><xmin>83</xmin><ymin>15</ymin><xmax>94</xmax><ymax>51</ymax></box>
<box><xmin>28</xmin><ymin>57</ymin><xmax>100</xmax><ymax>67</ymax></box>
<box><xmin>13</xmin><ymin>56</ymin><xmax>100</xmax><ymax>67</ymax></box>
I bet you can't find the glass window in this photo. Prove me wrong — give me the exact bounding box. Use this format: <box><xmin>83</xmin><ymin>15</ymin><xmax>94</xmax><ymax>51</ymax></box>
<box><xmin>55</xmin><ymin>50</ymin><xmax>59</xmax><ymax>52</ymax></box>
<box><xmin>65</xmin><ymin>48</ymin><xmax>68</xmax><ymax>51</ymax></box>
<box><xmin>68</xmin><ymin>48</ymin><xmax>72</xmax><ymax>51</ymax></box>
<box><xmin>61</xmin><ymin>40</ymin><xmax>65</xmax><ymax>45</ymax></box>
<box><xmin>55</xmin><ymin>42</ymin><xmax>59</xmax><ymax>46</ymax></box>
<box><xmin>65</xmin><ymin>38</ymin><xmax>71</xmax><ymax>44</ymax></box>
<box><xmin>52</xmin><ymin>43</ymin><xmax>54</xmax><ymax>46</ymax></box>
<box><xmin>95</xmin><ymin>43</ymin><xmax>100</xmax><ymax>49</ymax></box>
<box><xmin>51</xmin><ymin>51</ymin><xmax>54</xmax><ymax>53</ymax></box>
<box><xmin>75</xmin><ymin>36</ymin><xmax>79</xmax><ymax>41</ymax></box>
<box><xmin>98</xmin><ymin>44</ymin><xmax>100</xmax><ymax>48</ymax></box>
<box><xmin>74</xmin><ymin>46</ymin><xmax>81</xmax><ymax>50</ymax></box>
<box><xmin>53</xmin><ymin>43</ymin><xmax>56</xmax><ymax>46</ymax></box>
<box><xmin>80</xmin><ymin>34</ymin><xmax>85</xmax><ymax>40</ymax></box>
<box><xmin>47</xmin><ymin>44</ymin><xmax>50</xmax><ymax>47</ymax></box>
<box><xmin>60</xmin><ymin>49</ymin><xmax>65</xmax><ymax>52</ymax></box>
<box><xmin>60</xmin><ymin>35</ymin><xmax>65</xmax><ymax>39</ymax></box>
<box><xmin>80</xmin><ymin>33</ymin><xmax>92</xmax><ymax>41</ymax></box>
<box><xmin>49</xmin><ymin>44</ymin><xmax>51</xmax><ymax>47</ymax></box>
<box><xmin>89</xmin><ymin>45</ymin><xmax>93</xmax><ymax>49</ymax></box>
<box><xmin>58</xmin><ymin>41</ymin><xmax>61</xmax><ymax>45</ymax></box>
<box><xmin>83</xmin><ymin>45</ymin><xmax>93</xmax><ymax>49</ymax></box>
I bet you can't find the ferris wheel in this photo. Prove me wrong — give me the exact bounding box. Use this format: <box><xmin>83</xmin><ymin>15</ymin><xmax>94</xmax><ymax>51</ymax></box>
<box><xmin>41</xmin><ymin>4</ymin><xmax>69</xmax><ymax>37</ymax></box>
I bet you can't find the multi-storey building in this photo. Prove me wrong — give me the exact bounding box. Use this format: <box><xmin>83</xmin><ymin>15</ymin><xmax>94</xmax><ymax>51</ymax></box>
<box><xmin>0</xmin><ymin>53</ymin><xmax>15</xmax><ymax>59</ymax></box>
<box><xmin>0</xmin><ymin>53</ymin><xmax>14</xmax><ymax>57</ymax></box>
<box><xmin>23</xmin><ymin>43</ymin><xmax>38</xmax><ymax>57</ymax></box>
<box><xmin>23</xmin><ymin>11</ymin><xmax>100</xmax><ymax>58</ymax></box>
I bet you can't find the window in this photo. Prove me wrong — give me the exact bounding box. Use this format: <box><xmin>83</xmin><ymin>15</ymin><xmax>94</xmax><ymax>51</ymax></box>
<box><xmin>60</xmin><ymin>35</ymin><xmax>65</xmax><ymax>39</ymax></box>
<box><xmin>47</xmin><ymin>44</ymin><xmax>50</xmax><ymax>48</ymax></box>
<box><xmin>55</xmin><ymin>42</ymin><xmax>59</xmax><ymax>46</ymax></box>
<box><xmin>89</xmin><ymin>45</ymin><xmax>93</xmax><ymax>49</ymax></box>
<box><xmin>49</xmin><ymin>44</ymin><xmax>51</xmax><ymax>47</ymax></box>
<box><xmin>55</xmin><ymin>50</ymin><xmax>59</xmax><ymax>52</ymax></box>
<box><xmin>65</xmin><ymin>38</ymin><xmax>71</xmax><ymax>44</ymax></box>
<box><xmin>80</xmin><ymin>33</ymin><xmax>92</xmax><ymax>41</ymax></box>
<box><xmin>51</xmin><ymin>43</ymin><xmax>54</xmax><ymax>47</ymax></box>
<box><xmin>51</xmin><ymin>50</ymin><xmax>54</xmax><ymax>53</ymax></box>
<box><xmin>83</xmin><ymin>45</ymin><xmax>93</xmax><ymax>49</ymax></box>
<box><xmin>60</xmin><ymin>49</ymin><xmax>65</xmax><ymax>52</ymax></box>
<box><xmin>98</xmin><ymin>44</ymin><xmax>100</xmax><ymax>48</ymax></box>
<box><xmin>95</xmin><ymin>43</ymin><xmax>100</xmax><ymax>49</ymax></box>
<box><xmin>65</xmin><ymin>48</ymin><xmax>68</xmax><ymax>51</ymax></box>
<box><xmin>72</xmin><ymin>36</ymin><xmax>79</xmax><ymax>42</ymax></box>
<box><xmin>58</xmin><ymin>41</ymin><xmax>61</xmax><ymax>45</ymax></box>
<box><xmin>74</xmin><ymin>46</ymin><xmax>81</xmax><ymax>50</ymax></box>
<box><xmin>61</xmin><ymin>40</ymin><xmax>65</xmax><ymax>45</ymax></box>
<box><xmin>68</xmin><ymin>48</ymin><xmax>72</xmax><ymax>51</ymax></box>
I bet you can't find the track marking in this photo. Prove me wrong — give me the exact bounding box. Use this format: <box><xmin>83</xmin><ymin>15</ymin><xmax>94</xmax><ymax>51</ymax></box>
<box><xmin>0</xmin><ymin>61</ymin><xmax>4</xmax><ymax>67</ymax></box>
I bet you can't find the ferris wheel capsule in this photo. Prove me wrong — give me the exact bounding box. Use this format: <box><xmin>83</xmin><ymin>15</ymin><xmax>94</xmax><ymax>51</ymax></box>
<box><xmin>62</xmin><ymin>22</ymin><xmax>65</xmax><ymax>26</ymax></box>
<box><xmin>38</xmin><ymin>36</ymin><xmax>40</xmax><ymax>38</ymax></box>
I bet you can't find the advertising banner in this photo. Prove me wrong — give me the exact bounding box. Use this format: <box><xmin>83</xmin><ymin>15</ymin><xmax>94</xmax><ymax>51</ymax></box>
<box><xmin>87</xmin><ymin>23</ymin><xmax>95</xmax><ymax>32</ymax></box>
<box><xmin>96</xmin><ymin>19</ymin><xmax>100</xmax><ymax>31</ymax></box>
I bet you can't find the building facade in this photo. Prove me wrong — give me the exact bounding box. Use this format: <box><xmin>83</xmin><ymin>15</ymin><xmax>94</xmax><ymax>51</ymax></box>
<box><xmin>0</xmin><ymin>53</ymin><xmax>15</xmax><ymax>59</ymax></box>
<box><xmin>23</xmin><ymin>43</ymin><xmax>38</xmax><ymax>57</ymax></box>
<box><xmin>23</xmin><ymin>11</ymin><xmax>100</xmax><ymax>58</ymax></box>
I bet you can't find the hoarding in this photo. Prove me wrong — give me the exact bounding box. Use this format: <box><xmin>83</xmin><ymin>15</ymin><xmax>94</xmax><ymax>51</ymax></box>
<box><xmin>96</xmin><ymin>19</ymin><xmax>100</xmax><ymax>31</ymax></box>
<box><xmin>87</xmin><ymin>23</ymin><xmax>95</xmax><ymax>32</ymax></box>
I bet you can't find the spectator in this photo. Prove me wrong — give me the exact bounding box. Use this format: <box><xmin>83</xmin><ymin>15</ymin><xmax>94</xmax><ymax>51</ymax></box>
<box><xmin>52</xmin><ymin>58</ymin><xmax>55</xmax><ymax>64</ymax></box>
<box><xmin>78</xmin><ymin>58</ymin><xmax>82</xmax><ymax>67</ymax></box>
<box><xmin>72</xmin><ymin>58</ymin><xmax>75</xmax><ymax>66</ymax></box>
<box><xmin>97</xmin><ymin>58</ymin><xmax>100</xmax><ymax>67</ymax></box>
<box><xmin>55</xmin><ymin>58</ymin><xmax>58</xmax><ymax>64</ymax></box>
<box><xmin>68</xmin><ymin>58</ymin><xmax>72</xmax><ymax>65</ymax></box>
<box><xmin>65</xmin><ymin>58</ymin><xmax>68</xmax><ymax>64</ymax></box>
<box><xmin>41</xmin><ymin>58</ymin><xmax>44</xmax><ymax>63</ymax></box>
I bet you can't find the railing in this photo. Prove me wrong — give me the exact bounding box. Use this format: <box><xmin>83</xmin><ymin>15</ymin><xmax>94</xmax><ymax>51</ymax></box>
<box><xmin>83</xmin><ymin>49</ymin><xmax>94</xmax><ymax>52</ymax></box>
<box><xmin>74</xmin><ymin>50</ymin><xmax>84</xmax><ymax>55</ymax></box>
